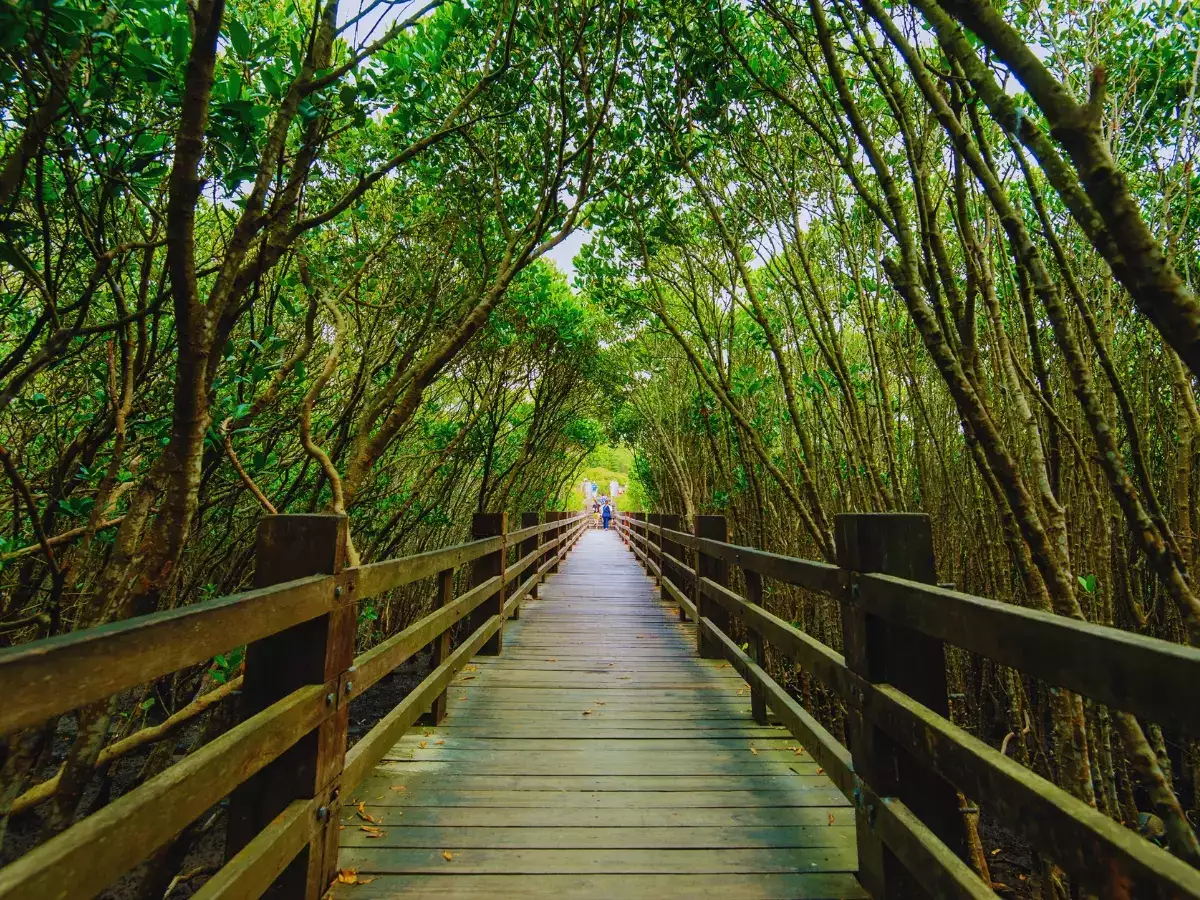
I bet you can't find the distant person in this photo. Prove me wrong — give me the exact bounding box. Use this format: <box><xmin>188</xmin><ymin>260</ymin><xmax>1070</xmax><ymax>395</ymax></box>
<box><xmin>602</xmin><ymin>501</ymin><xmax>612</xmax><ymax>530</ymax></box>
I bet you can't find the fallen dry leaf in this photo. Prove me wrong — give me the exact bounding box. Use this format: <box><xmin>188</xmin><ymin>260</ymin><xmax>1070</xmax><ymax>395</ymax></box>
<box><xmin>435</xmin><ymin>739</ymin><xmax>445</xmax><ymax>745</ymax></box>
<box><xmin>355</xmin><ymin>802</ymin><xmax>381</xmax><ymax>825</ymax></box>
<box><xmin>545</xmin><ymin>658</ymin><xmax>557</xmax><ymax>662</ymax></box>
<box><xmin>816</xmin><ymin>767</ymin><xmax>824</xmax><ymax>775</ymax></box>
<box><xmin>793</xmin><ymin>747</ymin><xmax>805</xmax><ymax>756</ymax></box>
<box><xmin>991</xmin><ymin>848</ymin><xmax>1002</xmax><ymax>856</ymax></box>
<box><xmin>828</xmin><ymin>812</ymin><xmax>836</xmax><ymax>826</ymax></box>
<box><xmin>596</xmin><ymin>700</ymin><xmax>606</xmax><ymax>705</ymax></box>
<box><xmin>458</xmin><ymin>696</ymin><xmax>468</xmax><ymax>701</ymax></box>
<box><xmin>583</xmin><ymin>709</ymin><xmax>593</xmax><ymax>715</ymax></box>
<box><xmin>337</xmin><ymin>868</ymin><xmax>359</xmax><ymax>884</ymax></box>
<box><xmin>361</xmin><ymin>825</ymin><xmax>385</xmax><ymax>838</ymax></box>
<box><xmin>418</xmin><ymin>741</ymin><xmax>427</xmax><ymax>749</ymax></box>
<box><xmin>443</xmin><ymin>851</ymin><xmax>454</xmax><ymax>862</ymax></box>
<box><xmin>390</xmin><ymin>785</ymin><xmax>407</xmax><ymax>792</ymax></box>
<box><xmin>749</xmin><ymin>745</ymin><xmax>758</xmax><ymax>755</ymax></box>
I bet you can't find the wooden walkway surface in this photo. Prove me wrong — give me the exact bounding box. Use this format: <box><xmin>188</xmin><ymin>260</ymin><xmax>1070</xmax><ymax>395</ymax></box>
<box><xmin>334</xmin><ymin>528</ymin><xmax>864</xmax><ymax>898</ymax></box>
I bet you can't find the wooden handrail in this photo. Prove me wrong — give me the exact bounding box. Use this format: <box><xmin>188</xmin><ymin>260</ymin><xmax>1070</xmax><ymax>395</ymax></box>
<box><xmin>623</xmin><ymin>510</ymin><xmax>1200</xmax><ymax>900</ymax></box>
<box><xmin>0</xmin><ymin>573</ymin><xmax>335</xmax><ymax>736</ymax></box>
<box><xmin>857</xmin><ymin>573</ymin><xmax>1200</xmax><ymax>733</ymax></box>
<box><xmin>0</xmin><ymin>684</ymin><xmax>329</xmax><ymax>897</ymax></box>
<box><xmin>0</xmin><ymin>510</ymin><xmax>588</xmax><ymax>900</ymax></box>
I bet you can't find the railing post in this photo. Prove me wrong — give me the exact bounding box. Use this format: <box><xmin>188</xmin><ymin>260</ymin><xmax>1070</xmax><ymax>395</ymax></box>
<box><xmin>631</xmin><ymin>512</ymin><xmax>645</xmax><ymax>565</ymax></box>
<box><xmin>428</xmin><ymin>566</ymin><xmax>454</xmax><ymax>725</ymax></box>
<box><xmin>470</xmin><ymin>512</ymin><xmax>507</xmax><ymax>655</ymax></box>
<box><xmin>695</xmin><ymin>514</ymin><xmax>728</xmax><ymax>659</ymax></box>
<box><xmin>659</xmin><ymin>513</ymin><xmax>682</xmax><ymax>615</ymax></box>
<box><xmin>835</xmin><ymin>512</ymin><xmax>965</xmax><ymax>898</ymax></box>
<box><xmin>548</xmin><ymin>512</ymin><xmax>562</xmax><ymax>573</ymax></box>
<box><xmin>743</xmin><ymin>569</ymin><xmax>768</xmax><ymax>725</ymax></box>
<box><xmin>647</xmin><ymin>513</ymin><xmax>662</xmax><ymax>585</ymax></box>
<box><xmin>227</xmin><ymin>514</ymin><xmax>353</xmax><ymax>899</ymax></box>
<box><xmin>520</xmin><ymin>511</ymin><xmax>540</xmax><ymax>612</ymax></box>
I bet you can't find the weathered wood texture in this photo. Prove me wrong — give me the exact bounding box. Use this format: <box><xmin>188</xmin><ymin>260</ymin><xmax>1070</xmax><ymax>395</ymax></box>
<box><xmin>228</xmin><ymin>514</ymin><xmax>352</xmax><ymax>899</ymax></box>
<box><xmin>835</xmin><ymin>513</ymin><xmax>964</xmax><ymax>899</ymax></box>
<box><xmin>332</xmin><ymin>529</ymin><xmax>862</xmax><ymax>899</ymax></box>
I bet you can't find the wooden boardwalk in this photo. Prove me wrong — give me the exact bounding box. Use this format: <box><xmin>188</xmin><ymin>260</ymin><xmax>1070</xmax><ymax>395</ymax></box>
<box><xmin>334</xmin><ymin>527</ymin><xmax>863</xmax><ymax>899</ymax></box>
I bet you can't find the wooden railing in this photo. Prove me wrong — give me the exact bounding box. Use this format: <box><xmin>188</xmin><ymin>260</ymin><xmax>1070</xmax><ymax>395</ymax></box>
<box><xmin>0</xmin><ymin>510</ymin><xmax>588</xmax><ymax>899</ymax></box>
<box><xmin>614</xmin><ymin>511</ymin><xmax>1200</xmax><ymax>900</ymax></box>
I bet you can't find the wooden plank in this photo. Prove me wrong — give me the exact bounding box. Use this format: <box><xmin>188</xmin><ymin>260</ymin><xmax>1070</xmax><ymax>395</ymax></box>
<box><xmin>346</xmin><ymin>788</ymin><xmax>850</xmax><ymax>809</ymax></box>
<box><xmin>695</xmin><ymin>538</ymin><xmax>844</xmax><ymax>596</ymax></box>
<box><xmin>663</xmin><ymin>574</ymin><xmax>697</xmax><ymax>621</ymax></box>
<box><xmin>859</xmin><ymin>572</ymin><xmax>1200</xmax><ymax>733</ymax></box>
<box><xmin>337</xmin><ymin>528</ymin><xmax>859</xmax><ymax>899</ymax></box>
<box><xmin>0</xmin><ymin>685</ymin><xmax>327</xmax><ymax>900</ymax></box>
<box><xmin>192</xmin><ymin>799</ymin><xmax>312</xmax><ymax>900</ymax></box>
<box><xmin>870</xmin><ymin>794</ymin><xmax>997</xmax><ymax>900</ymax></box>
<box><xmin>339</xmin><ymin>825</ymin><xmax>856</xmax><ymax>849</ymax></box>
<box><xmin>382</xmin><ymin>746</ymin><xmax>818</xmax><ymax>762</ymax></box>
<box><xmin>328</xmin><ymin>872</ymin><xmax>868</xmax><ymax>899</ymax></box>
<box><xmin>432</xmin><ymin>729</ymin><xmax>788</xmax><ymax>740</ymax></box>
<box><xmin>836</xmin><ymin>512</ymin><xmax>964</xmax><ymax>897</ymax></box>
<box><xmin>503</xmin><ymin>546</ymin><xmax>541</xmax><ymax>598</ymax></box>
<box><xmin>698</xmin><ymin>576</ymin><xmax>852</xmax><ymax>697</ymax></box>
<box><xmin>342</xmin><ymin>615</ymin><xmax>502</xmax><ymax>794</ymax></box>
<box><xmin>0</xmin><ymin>573</ymin><xmax>333</xmax><ymax>736</ymax></box>
<box><xmin>864</xmin><ymin>682</ymin><xmax>1200</xmax><ymax>900</ymax></box>
<box><xmin>390</xmin><ymin>737</ymin><xmax>802</xmax><ymax>750</ymax></box>
<box><xmin>700</xmin><ymin>617</ymin><xmax>854</xmax><ymax>799</ymax></box>
<box><xmin>338</xmin><ymin>806</ymin><xmax>849</xmax><ymax>827</ymax></box>
<box><xmin>369</xmin><ymin>773</ymin><xmax>832</xmax><ymax>792</ymax></box>
<box><xmin>377</xmin><ymin>756</ymin><xmax>823</xmax><ymax>776</ymax></box>
<box><xmin>227</xmin><ymin>513</ymin><xmax>351</xmax><ymax>899</ymax></box>
<box><xmin>352</xmin><ymin>536</ymin><xmax>504</xmax><ymax>600</ymax></box>
<box><xmin>338</xmin><ymin>846</ymin><xmax>858</xmax><ymax>875</ymax></box>
<box><xmin>352</xmin><ymin>575</ymin><xmax>499</xmax><ymax>700</ymax></box>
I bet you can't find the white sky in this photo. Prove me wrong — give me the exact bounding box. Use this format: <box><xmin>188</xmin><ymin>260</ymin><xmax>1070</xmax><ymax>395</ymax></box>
<box><xmin>545</xmin><ymin>228</ymin><xmax>591</xmax><ymax>285</ymax></box>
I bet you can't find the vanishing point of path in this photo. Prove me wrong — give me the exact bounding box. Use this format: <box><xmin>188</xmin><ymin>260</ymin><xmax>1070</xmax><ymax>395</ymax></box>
<box><xmin>333</xmin><ymin>528</ymin><xmax>865</xmax><ymax>899</ymax></box>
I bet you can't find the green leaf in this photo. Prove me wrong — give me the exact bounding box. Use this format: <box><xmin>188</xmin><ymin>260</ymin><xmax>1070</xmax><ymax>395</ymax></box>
<box><xmin>261</xmin><ymin>66</ymin><xmax>282</xmax><ymax>99</ymax></box>
<box><xmin>229</xmin><ymin>19</ymin><xmax>252</xmax><ymax>59</ymax></box>
<box><xmin>172</xmin><ymin>21</ymin><xmax>190</xmax><ymax>65</ymax></box>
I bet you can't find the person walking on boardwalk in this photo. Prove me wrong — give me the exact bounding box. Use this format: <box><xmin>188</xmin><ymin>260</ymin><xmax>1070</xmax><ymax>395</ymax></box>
<box><xmin>601</xmin><ymin>500</ymin><xmax>612</xmax><ymax>530</ymax></box>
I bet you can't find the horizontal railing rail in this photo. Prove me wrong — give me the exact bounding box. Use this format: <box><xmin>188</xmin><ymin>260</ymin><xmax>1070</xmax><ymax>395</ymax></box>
<box><xmin>0</xmin><ymin>510</ymin><xmax>587</xmax><ymax>900</ymax></box>
<box><xmin>615</xmin><ymin>511</ymin><xmax>1200</xmax><ymax>900</ymax></box>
